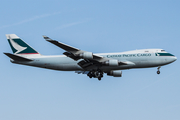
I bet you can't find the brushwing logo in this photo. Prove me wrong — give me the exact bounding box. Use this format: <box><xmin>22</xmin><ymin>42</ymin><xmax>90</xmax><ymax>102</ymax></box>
<box><xmin>9</xmin><ymin>36</ymin><xmax>27</xmax><ymax>54</ymax></box>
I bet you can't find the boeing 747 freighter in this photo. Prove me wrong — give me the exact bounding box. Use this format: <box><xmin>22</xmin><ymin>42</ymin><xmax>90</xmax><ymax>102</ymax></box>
<box><xmin>4</xmin><ymin>34</ymin><xmax>177</xmax><ymax>80</ymax></box>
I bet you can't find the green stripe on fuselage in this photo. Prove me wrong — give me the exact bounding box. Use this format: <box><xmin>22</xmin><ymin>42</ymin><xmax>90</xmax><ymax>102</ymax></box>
<box><xmin>156</xmin><ymin>53</ymin><xmax>174</xmax><ymax>56</ymax></box>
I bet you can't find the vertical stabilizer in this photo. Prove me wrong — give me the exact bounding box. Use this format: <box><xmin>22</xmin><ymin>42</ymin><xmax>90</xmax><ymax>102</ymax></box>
<box><xmin>6</xmin><ymin>34</ymin><xmax>39</xmax><ymax>55</ymax></box>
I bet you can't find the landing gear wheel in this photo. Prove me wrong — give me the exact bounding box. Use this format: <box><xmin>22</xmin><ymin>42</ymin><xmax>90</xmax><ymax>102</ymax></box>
<box><xmin>157</xmin><ymin>71</ymin><xmax>160</xmax><ymax>74</ymax></box>
<box><xmin>157</xmin><ymin>66</ymin><xmax>161</xmax><ymax>74</ymax></box>
<box><xmin>87</xmin><ymin>72</ymin><xmax>92</xmax><ymax>78</ymax></box>
<box><xmin>100</xmin><ymin>74</ymin><xmax>103</xmax><ymax>77</ymax></box>
<box><xmin>88</xmin><ymin>70</ymin><xmax>104</xmax><ymax>80</ymax></box>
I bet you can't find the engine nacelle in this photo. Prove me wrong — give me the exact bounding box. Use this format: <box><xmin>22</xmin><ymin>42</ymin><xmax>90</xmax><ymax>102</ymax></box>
<box><xmin>79</xmin><ymin>52</ymin><xmax>93</xmax><ymax>59</ymax></box>
<box><xmin>107</xmin><ymin>70</ymin><xmax>122</xmax><ymax>77</ymax></box>
<box><xmin>104</xmin><ymin>60</ymin><xmax>119</xmax><ymax>66</ymax></box>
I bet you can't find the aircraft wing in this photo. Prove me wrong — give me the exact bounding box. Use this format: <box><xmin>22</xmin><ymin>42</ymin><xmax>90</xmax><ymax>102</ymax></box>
<box><xmin>43</xmin><ymin>36</ymin><xmax>106</xmax><ymax>61</ymax></box>
<box><xmin>43</xmin><ymin>36</ymin><xmax>134</xmax><ymax>69</ymax></box>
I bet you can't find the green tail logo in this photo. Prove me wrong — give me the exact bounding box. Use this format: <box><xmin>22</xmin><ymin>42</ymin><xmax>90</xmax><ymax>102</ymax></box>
<box><xmin>6</xmin><ymin>34</ymin><xmax>39</xmax><ymax>54</ymax></box>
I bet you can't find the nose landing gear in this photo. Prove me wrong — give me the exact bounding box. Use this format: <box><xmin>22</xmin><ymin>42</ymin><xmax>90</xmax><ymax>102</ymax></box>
<box><xmin>157</xmin><ymin>66</ymin><xmax>161</xmax><ymax>74</ymax></box>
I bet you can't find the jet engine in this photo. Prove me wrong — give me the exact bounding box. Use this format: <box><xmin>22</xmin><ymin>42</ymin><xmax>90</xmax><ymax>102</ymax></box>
<box><xmin>79</xmin><ymin>52</ymin><xmax>93</xmax><ymax>59</ymax></box>
<box><xmin>104</xmin><ymin>60</ymin><xmax>119</xmax><ymax>66</ymax></box>
<box><xmin>107</xmin><ymin>70</ymin><xmax>122</xmax><ymax>77</ymax></box>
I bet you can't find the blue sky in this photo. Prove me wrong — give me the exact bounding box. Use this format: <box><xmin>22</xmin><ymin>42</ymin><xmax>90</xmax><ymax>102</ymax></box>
<box><xmin>0</xmin><ymin>0</ymin><xmax>180</xmax><ymax>120</ymax></box>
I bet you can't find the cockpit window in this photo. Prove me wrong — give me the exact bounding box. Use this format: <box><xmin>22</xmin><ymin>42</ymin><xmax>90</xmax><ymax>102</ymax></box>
<box><xmin>161</xmin><ymin>50</ymin><xmax>165</xmax><ymax>52</ymax></box>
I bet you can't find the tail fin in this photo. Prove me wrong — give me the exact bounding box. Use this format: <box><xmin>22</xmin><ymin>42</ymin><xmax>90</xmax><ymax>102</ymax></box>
<box><xmin>6</xmin><ymin>34</ymin><xmax>39</xmax><ymax>55</ymax></box>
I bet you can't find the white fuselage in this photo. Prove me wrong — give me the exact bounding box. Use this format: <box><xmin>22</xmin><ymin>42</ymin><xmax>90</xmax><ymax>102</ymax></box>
<box><xmin>11</xmin><ymin>49</ymin><xmax>177</xmax><ymax>72</ymax></box>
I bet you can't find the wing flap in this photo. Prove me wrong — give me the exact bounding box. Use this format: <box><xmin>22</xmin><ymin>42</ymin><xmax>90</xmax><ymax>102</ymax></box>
<box><xmin>63</xmin><ymin>52</ymin><xmax>81</xmax><ymax>61</ymax></box>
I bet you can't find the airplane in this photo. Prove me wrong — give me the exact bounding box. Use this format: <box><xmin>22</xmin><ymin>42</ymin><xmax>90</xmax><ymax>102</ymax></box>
<box><xmin>4</xmin><ymin>34</ymin><xmax>177</xmax><ymax>80</ymax></box>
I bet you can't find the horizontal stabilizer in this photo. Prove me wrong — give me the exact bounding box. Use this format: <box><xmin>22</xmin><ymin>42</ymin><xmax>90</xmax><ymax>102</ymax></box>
<box><xmin>4</xmin><ymin>53</ymin><xmax>33</xmax><ymax>61</ymax></box>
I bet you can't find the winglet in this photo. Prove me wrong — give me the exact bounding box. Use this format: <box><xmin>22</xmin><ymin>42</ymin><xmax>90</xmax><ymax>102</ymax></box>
<box><xmin>43</xmin><ymin>35</ymin><xmax>52</xmax><ymax>41</ymax></box>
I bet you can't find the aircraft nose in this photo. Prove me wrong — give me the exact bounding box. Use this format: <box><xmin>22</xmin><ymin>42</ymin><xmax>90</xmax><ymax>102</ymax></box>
<box><xmin>171</xmin><ymin>56</ymin><xmax>177</xmax><ymax>63</ymax></box>
<box><xmin>166</xmin><ymin>56</ymin><xmax>177</xmax><ymax>64</ymax></box>
<box><xmin>174</xmin><ymin>56</ymin><xmax>177</xmax><ymax>61</ymax></box>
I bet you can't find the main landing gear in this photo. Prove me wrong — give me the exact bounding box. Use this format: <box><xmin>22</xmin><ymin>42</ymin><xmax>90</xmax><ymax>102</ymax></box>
<box><xmin>157</xmin><ymin>66</ymin><xmax>161</xmax><ymax>74</ymax></box>
<box><xmin>87</xmin><ymin>70</ymin><xmax>103</xmax><ymax>81</ymax></box>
